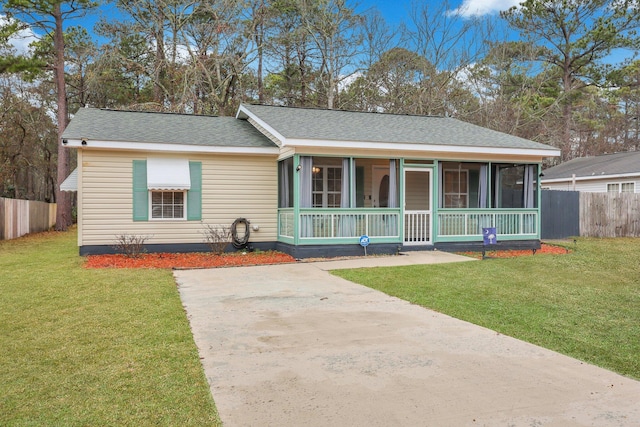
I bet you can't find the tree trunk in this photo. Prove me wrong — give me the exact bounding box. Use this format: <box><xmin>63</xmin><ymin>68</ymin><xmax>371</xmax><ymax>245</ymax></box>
<box><xmin>53</xmin><ymin>3</ymin><xmax>72</xmax><ymax>231</ymax></box>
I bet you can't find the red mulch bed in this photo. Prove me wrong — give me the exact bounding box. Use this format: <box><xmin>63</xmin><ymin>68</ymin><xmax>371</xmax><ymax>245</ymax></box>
<box><xmin>458</xmin><ymin>243</ymin><xmax>570</xmax><ymax>259</ymax></box>
<box><xmin>85</xmin><ymin>244</ymin><xmax>570</xmax><ymax>269</ymax></box>
<box><xmin>84</xmin><ymin>251</ymin><xmax>296</xmax><ymax>269</ymax></box>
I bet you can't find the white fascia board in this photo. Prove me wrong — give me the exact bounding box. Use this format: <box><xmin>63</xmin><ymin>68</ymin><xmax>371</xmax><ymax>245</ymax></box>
<box><xmin>542</xmin><ymin>172</ymin><xmax>640</xmax><ymax>183</ymax></box>
<box><xmin>286</xmin><ymin>138</ymin><xmax>561</xmax><ymax>158</ymax></box>
<box><xmin>236</xmin><ymin>105</ymin><xmax>287</xmax><ymax>144</ymax></box>
<box><xmin>63</xmin><ymin>139</ymin><xmax>279</xmax><ymax>155</ymax></box>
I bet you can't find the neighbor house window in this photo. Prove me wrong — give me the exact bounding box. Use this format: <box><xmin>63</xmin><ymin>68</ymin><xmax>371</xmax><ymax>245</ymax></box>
<box><xmin>608</xmin><ymin>182</ymin><xmax>635</xmax><ymax>193</ymax></box>
<box><xmin>151</xmin><ymin>191</ymin><xmax>185</xmax><ymax>219</ymax></box>
<box><xmin>444</xmin><ymin>169</ymin><xmax>468</xmax><ymax>208</ymax></box>
<box><xmin>312</xmin><ymin>166</ymin><xmax>342</xmax><ymax>208</ymax></box>
<box><xmin>621</xmin><ymin>182</ymin><xmax>635</xmax><ymax>193</ymax></box>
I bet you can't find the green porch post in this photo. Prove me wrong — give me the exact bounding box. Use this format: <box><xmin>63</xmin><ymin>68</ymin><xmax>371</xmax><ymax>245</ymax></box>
<box><xmin>293</xmin><ymin>154</ymin><xmax>301</xmax><ymax>246</ymax></box>
<box><xmin>399</xmin><ymin>158</ymin><xmax>405</xmax><ymax>245</ymax></box>
<box><xmin>432</xmin><ymin>160</ymin><xmax>439</xmax><ymax>243</ymax></box>
<box><xmin>537</xmin><ymin>163</ymin><xmax>542</xmax><ymax>239</ymax></box>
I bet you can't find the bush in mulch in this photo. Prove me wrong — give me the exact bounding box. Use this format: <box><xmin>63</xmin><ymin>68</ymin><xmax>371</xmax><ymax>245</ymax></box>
<box><xmin>85</xmin><ymin>251</ymin><xmax>296</xmax><ymax>269</ymax></box>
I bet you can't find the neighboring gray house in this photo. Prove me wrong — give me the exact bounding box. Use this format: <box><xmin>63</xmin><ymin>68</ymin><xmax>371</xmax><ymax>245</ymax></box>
<box><xmin>541</xmin><ymin>151</ymin><xmax>640</xmax><ymax>193</ymax></box>
<box><xmin>61</xmin><ymin>104</ymin><xmax>560</xmax><ymax>256</ymax></box>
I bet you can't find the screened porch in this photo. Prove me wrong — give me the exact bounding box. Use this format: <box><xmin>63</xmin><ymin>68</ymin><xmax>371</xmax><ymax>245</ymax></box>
<box><xmin>277</xmin><ymin>156</ymin><xmax>541</xmax><ymax>247</ymax></box>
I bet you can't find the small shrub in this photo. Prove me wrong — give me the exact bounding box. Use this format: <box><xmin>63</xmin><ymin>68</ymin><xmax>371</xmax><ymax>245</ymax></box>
<box><xmin>113</xmin><ymin>234</ymin><xmax>150</xmax><ymax>258</ymax></box>
<box><xmin>201</xmin><ymin>224</ymin><xmax>232</xmax><ymax>255</ymax></box>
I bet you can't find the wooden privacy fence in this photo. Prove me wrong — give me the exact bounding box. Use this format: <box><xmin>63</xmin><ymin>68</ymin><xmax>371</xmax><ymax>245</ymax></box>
<box><xmin>0</xmin><ymin>197</ymin><xmax>57</xmax><ymax>240</ymax></box>
<box><xmin>580</xmin><ymin>193</ymin><xmax>640</xmax><ymax>237</ymax></box>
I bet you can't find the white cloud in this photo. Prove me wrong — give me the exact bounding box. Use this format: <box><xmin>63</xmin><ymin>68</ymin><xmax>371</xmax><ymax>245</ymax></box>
<box><xmin>1</xmin><ymin>15</ymin><xmax>40</xmax><ymax>55</ymax></box>
<box><xmin>449</xmin><ymin>0</ymin><xmax>521</xmax><ymax>18</ymax></box>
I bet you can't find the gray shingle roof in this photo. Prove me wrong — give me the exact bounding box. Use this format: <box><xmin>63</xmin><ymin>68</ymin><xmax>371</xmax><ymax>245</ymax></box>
<box><xmin>62</xmin><ymin>108</ymin><xmax>277</xmax><ymax>148</ymax></box>
<box><xmin>240</xmin><ymin>104</ymin><xmax>558</xmax><ymax>152</ymax></box>
<box><xmin>542</xmin><ymin>151</ymin><xmax>640</xmax><ymax>180</ymax></box>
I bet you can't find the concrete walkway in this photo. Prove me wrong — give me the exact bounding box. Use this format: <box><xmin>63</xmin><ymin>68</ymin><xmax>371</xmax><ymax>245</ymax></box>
<box><xmin>175</xmin><ymin>253</ymin><xmax>640</xmax><ymax>427</ymax></box>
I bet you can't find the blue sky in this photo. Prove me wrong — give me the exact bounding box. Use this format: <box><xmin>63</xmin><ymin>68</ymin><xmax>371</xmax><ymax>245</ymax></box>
<box><xmin>4</xmin><ymin>0</ymin><xmax>520</xmax><ymax>53</ymax></box>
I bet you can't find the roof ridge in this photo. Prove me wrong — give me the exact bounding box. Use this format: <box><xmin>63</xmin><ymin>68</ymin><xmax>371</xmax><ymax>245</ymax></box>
<box><xmin>243</xmin><ymin>103</ymin><xmax>446</xmax><ymax>119</ymax></box>
<box><xmin>96</xmin><ymin>107</ymin><xmax>220</xmax><ymax>119</ymax></box>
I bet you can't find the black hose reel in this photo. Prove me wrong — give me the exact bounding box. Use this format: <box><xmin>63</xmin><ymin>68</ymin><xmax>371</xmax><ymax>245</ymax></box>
<box><xmin>231</xmin><ymin>218</ymin><xmax>251</xmax><ymax>249</ymax></box>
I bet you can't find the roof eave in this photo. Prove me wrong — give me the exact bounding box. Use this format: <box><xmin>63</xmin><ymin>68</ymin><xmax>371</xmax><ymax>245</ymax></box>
<box><xmin>62</xmin><ymin>139</ymin><xmax>280</xmax><ymax>155</ymax></box>
<box><xmin>286</xmin><ymin>138</ymin><xmax>561</xmax><ymax>158</ymax></box>
<box><xmin>542</xmin><ymin>171</ymin><xmax>640</xmax><ymax>183</ymax></box>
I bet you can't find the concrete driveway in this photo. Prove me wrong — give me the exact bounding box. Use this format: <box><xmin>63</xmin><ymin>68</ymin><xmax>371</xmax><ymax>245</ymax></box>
<box><xmin>175</xmin><ymin>254</ymin><xmax>640</xmax><ymax>427</ymax></box>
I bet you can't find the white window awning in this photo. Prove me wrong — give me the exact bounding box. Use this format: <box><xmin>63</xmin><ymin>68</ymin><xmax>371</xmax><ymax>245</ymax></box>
<box><xmin>147</xmin><ymin>158</ymin><xmax>191</xmax><ymax>190</ymax></box>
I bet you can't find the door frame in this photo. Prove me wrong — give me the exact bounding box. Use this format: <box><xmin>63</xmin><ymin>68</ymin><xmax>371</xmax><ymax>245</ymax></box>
<box><xmin>403</xmin><ymin>167</ymin><xmax>433</xmax><ymax>245</ymax></box>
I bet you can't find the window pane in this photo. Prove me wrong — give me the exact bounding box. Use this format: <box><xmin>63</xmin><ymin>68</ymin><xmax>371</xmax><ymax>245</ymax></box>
<box><xmin>150</xmin><ymin>191</ymin><xmax>185</xmax><ymax>219</ymax></box>
<box><xmin>607</xmin><ymin>183</ymin><xmax>619</xmax><ymax>193</ymax></box>
<box><xmin>621</xmin><ymin>182</ymin><xmax>634</xmax><ymax>193</ymax></box>
<box><xmin>328</xmin><ymin>193</ymin><xmax>340</xmax><ymax>208</ymax></box>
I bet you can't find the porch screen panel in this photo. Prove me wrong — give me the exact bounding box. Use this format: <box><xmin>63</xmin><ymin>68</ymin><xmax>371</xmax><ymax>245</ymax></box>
<box><xmin>524</xmin><ymin>165</ymin><xmax>535</xmax><ymax>209</ymax></box>
<box><xmin>478</xmin><ymin>165</ymin><xmax>488</xmax><ymax>208</ymax></box>
<box><xmin>338</xmin><ymin>158</ymin><xmax>356</xmax><ymax>237</ymax></box>
<box><xmin>279</xmin><ymin>158</ymin><xmax>293</xmax><ymax>208</ymax></box>
<box><xmin>388</xmin><ymin>159</ymin><xmax>398</xmax><ymax>208</ymax></box>
<box><xmin>300</xmin><ymin>156</ymin><xmax>313</xmax><ymax>237</ymax></box>
<box><xmin>300</xmin><ymin>156</ymin><xmax>313</xmax><ymax>208</ymax></box>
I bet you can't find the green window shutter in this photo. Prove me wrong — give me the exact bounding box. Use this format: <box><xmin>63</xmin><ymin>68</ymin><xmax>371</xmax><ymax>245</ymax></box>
<box><xmin>356</xmin><ymin>166</ymin><xmax>365</xmax><ymax>208</ymax></box>
<box><xmin>187</xmin><ymin>161</ymin><xmax>202</xmax><ymax>221</ymax></box>
<box><xmin>132</xmin><ymin>160</ymin><xmax>148</xmax><ymax>221</ymax></box>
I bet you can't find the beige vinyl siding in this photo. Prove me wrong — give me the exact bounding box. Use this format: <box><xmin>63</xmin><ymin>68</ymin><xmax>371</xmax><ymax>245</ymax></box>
<box><xmin>79</xmin><ymin>149</ymin><xmax>278</xmax><ymax>246</ymax></box>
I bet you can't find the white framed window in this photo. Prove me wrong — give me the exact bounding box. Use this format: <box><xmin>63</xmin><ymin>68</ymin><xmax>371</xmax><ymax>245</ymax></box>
<box><xmin>444</xmin><ymin>169</ymin><xmax>468</xmax><ymax>208</ymax></box>
<box><xmin>608</xmin><ymin>182</ymin><xmax>635</xmax><ymax>193</ymax></box>
<box><xmin>312</xmin><ymin>166</ymin><xmax>342</xmax><ymax>208</ymax></box>
<box><xmin>150</xmin><ymin>191</ymin><xmax>186</xmax><ymax>220</ymax></box>
<box><xmin>621</xmin><ymin>182</ymin><xmax>635</xmax><ymax>193</ymax></box>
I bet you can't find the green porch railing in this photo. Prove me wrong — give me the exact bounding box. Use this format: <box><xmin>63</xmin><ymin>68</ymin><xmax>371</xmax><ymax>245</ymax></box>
<box><xmin>278</xmin><ymin>208</ymin><xmax>401</xmax><ymax>241</ymax></box>
<box><xmin>438</xmin><ymin>209</ymin><xmax>538</xmax><ymax>237</ymax></box>
<box><xmin>278</xmin><ymin>208</ymin><xmax>538</xmax><ymax>243</ymax></box>
<box><xmin>299</xmin><ymin>208</ymin><xmax>400</xmax><ymax>239</ymax></box>
<box><xmin>278</xmin><ymin>209</ymin><xmax>295</xmax><ymax>239</ymax></box>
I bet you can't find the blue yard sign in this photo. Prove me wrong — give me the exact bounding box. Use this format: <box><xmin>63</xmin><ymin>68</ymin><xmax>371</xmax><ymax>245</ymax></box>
<box><xmin>483</xmin><ymin>228</ymin><xmax>497</xmax><ymax>245</ymax></box>
<box><xmin>360</xmin><ymin>235</ymin><xmax>370</xmax><ymax>256</ymax></box>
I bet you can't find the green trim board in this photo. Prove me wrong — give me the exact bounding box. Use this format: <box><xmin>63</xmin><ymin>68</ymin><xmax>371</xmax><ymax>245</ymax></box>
<box><xmin>187</xmin><ymin>161</ymin><xmax>202</xmax><ymax>221</ymax></box>
<box><xmin>132</xmin><ymin>160</ymin><xmax>148</xmax><ymax>221</ymax></box>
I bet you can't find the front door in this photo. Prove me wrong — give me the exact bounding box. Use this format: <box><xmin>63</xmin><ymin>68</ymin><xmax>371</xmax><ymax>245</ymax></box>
<box><xmin>372</xmin><ymin>165</ymin><xmax>389</xmax><ymax>207</ymax></box>
<box><xmin>404</xmin><ymin>168</ymin><xmax>432</xmax><ymax>245</ymax></box>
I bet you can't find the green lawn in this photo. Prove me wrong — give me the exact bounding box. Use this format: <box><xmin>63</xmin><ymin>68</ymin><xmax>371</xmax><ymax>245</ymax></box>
<box><xmin>333</xmin><ymin>238</ymin><xmax>640</xmax><ymax>380</ymax></box>
<box><xmin>0</xmin><ymin>229</ymin><xmax>221</xmax><ymax>426</ymax></box>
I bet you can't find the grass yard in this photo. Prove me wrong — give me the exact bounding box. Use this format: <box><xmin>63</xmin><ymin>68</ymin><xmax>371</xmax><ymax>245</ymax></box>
<box><xmin>333</xmin><ymin>238</ymin><xmax>640</xmax><ymax>380</ymax></box>
<box><xmin>0</xmin><ymin>229</ymin><xmax>221</xmax><ymax>426</ymax></box>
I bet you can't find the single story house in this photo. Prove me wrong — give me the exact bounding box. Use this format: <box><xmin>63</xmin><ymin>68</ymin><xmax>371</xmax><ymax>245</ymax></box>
<box><xmin>541</xmin><ymin>151</ymin><xmax>640</xmax><ymax>193</ymax></box>
<box><xmin>61</xmin><ymin>104</ymin><xmax>560</xmax><ymax>257</ymax></box>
